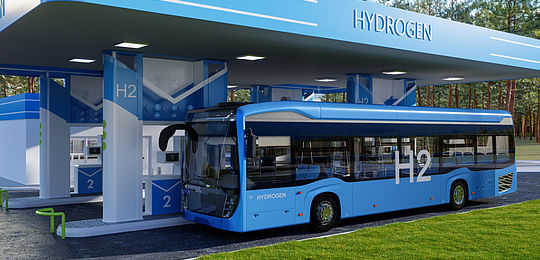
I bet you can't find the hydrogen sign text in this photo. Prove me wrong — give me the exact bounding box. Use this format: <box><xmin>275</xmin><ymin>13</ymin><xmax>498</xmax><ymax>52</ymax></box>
<box><xmin>257</xmin><ymin>193</ymin><xmax>287</xmax><ymax>200</ymax></box>
<box><xmin>353</xmin><ymin>10</ymin><xmax>432</xmax><ymax>41</ymax></box>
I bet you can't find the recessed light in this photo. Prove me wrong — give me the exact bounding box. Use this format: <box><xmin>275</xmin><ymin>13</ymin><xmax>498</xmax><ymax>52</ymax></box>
<box><xmin>236</xmin><ymin>55</ymin><xmax>266</xmax><ymax>61</ymax></box>
<box><xmin>115</xmin><ymin>42</ymin><xmax>148</xmax><ymax>49</ymax></box>
<box><xmin>443</xmin><ymin>76</ymin><xmax>464</xmax><ymax>81</ymax></box>
<box><xmin>382</xmin><ymin>71</ymin><xmax>407</xmax><ymax>75</ymax></box>
<box><xmin>227</xmin><ymin>85</ymin><xmax>238</xmax><ymax>89</ymax></box>
<box><xmin>315</xmin><ymin>77</ymin><xmax>337</xmax><ymax>82</ymax></box>
<box><xmin>69</xmin><ymin>58</ymin><xmax>96</xmax><ymax>64</ymax></box>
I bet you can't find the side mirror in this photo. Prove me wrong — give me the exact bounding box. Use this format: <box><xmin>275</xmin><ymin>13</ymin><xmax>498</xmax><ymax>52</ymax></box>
<box><xmin>159</xmin><ymin>124</ymin><xmax>198</xmax><ymax>153</ymax></box>
<box><xmin>246</xmin><ymin>128</ymin><xmax>257</xmax><ymax>158</ymax></box>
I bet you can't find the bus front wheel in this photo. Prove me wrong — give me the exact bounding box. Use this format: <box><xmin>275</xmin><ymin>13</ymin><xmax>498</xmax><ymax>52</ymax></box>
<box><xmin>450</xmin><ymin>181</ymin><xmax>468</xmax><ymax>210</ymax></box>
<box><xmin>310</xmin><ymin>195</ymin><xmax>339</xmax><ymax>232</ymax></box>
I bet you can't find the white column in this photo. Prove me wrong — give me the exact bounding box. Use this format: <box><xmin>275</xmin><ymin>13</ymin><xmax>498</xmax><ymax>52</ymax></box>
<box><xmin>39</xmin><ymin>73</ymin><xmax>70</xmax><ymax>198</ymax></box>
<box><xmin>102</xmin><ymin>53</ymin><xmax>143</xmax><ymax>223</ymax></box>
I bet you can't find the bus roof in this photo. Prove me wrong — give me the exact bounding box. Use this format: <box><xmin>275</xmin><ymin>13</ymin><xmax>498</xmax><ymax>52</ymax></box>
<box><xmin>238</xmin><ymin>101</ymin><xmax>512</xmax><ymax>125</ymax></box>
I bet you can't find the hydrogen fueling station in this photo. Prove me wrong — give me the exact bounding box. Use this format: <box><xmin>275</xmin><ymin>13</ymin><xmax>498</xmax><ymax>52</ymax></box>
<box><xmin>0</xmin><ymin>0</ymin><xmax>539</xmax><ymax>240</ymax></box>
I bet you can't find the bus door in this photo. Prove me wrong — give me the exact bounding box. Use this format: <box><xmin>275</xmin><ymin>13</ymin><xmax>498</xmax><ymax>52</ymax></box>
<box><xmin>245</xmin><ymin>136</ymin><xmax>296</xmax><ymax>230</ymax></box>
<box><xmin>398</xmin><ymin>137</ymin><xmax>440</xmax><ymax>208</ymax></box>
<box><xmin>353</xmin><ymin>137</ymin><xmax>401</xmax><ymax>215</ymax></box>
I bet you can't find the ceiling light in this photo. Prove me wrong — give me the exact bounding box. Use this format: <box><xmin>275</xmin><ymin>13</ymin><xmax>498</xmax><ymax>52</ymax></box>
<box><xmin>69</xmin><ymin>58</ymin><xmax>96</xmax><ymax>64</ymax></box>
<box><xmin>315</xmin><ymin>77</ymin><xmax>337</xmax><ymax>83</ymax></box>
<box><xmin>443</xmin><ymin>76</ymin><xmax>464</xmax><ymax>81</ymax></box>
<box><xmin>382</xmin><ymin>71</ymin><xmax>407</xmax><ymax>75</ymax></box>
<box><xmin>227</xmin><ymin>85</ymin><xmax>238</xmax><ymax>89</ymax></box>
<box><xmin>115</xmin><ymin>42</ymin><xmax>148</xmax><ymax>49</ymax></box>
<box><xmin>236</xmin><ymin>55</ymin><xmax>266</xmax><ymax>61</ymax></box>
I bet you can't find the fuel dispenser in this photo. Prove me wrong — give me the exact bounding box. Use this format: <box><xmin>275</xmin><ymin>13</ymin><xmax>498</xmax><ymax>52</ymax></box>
<box><xmin>73</xmin><ymin>137</ymin><xmax>103</xmax><ymax>194</ymax></box>
<box><xmin>143</xmin><ymin>135</ymin><xmax>184</xmax><ymax>215</ymax></box>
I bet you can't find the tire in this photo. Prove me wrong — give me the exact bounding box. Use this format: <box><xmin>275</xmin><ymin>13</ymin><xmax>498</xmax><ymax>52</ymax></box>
<box><xmin>450</xmin><ymin>181</ymin><xmax>468</xmax><ymax>210</ymax></box>
<box><xmin>310</xmin><ymin>195</ymin><xmax>339</xmax><ymax>232</ymax></box>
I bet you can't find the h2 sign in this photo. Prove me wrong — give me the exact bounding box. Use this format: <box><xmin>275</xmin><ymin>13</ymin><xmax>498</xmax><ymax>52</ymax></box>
<box><xmin>116</xmin><ymin>84</ymin><xmax>136</xmax><ymax>98</ymax></box>
<box><xmin>395</xmin><ymin>150</ymin><xmax>432</xmax><ymax>184</ymax></box>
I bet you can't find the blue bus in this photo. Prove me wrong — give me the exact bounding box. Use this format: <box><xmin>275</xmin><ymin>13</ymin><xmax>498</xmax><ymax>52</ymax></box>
<box><xmin>159</xmin><ymin>101</ymin><xmax>516</xmax><ymax>232</ymax></box>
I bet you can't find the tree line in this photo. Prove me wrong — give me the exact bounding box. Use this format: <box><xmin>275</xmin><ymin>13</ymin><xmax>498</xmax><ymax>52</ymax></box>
<box><xmin>387</xmin><ymin>0</ymin><xmax>540</xmax><ymax>143</ymax></box>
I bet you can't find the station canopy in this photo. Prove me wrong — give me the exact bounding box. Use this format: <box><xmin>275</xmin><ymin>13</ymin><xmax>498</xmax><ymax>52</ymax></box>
<box><xmin>0</xmin><ymin>0</ymin><xmax>539</xmax><ymax>88</ymax></box>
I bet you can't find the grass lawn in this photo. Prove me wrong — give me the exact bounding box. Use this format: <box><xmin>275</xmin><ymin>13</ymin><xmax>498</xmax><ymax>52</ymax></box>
<box><xmin>516</xmin><ymin>138</ymin><xmax>540</xmax><ymax>161</ymax></box>
<box><xmin>203</xmin><ymin>199</ymin><xmax>540</xmax><ymax>259</ymax></box>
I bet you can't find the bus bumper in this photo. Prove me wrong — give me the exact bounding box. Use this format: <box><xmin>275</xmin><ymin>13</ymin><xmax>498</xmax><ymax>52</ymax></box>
<box><xmin>183</xmin><ymin>209</ymin><xmax>244</xmax><ymax>232</ymax></box>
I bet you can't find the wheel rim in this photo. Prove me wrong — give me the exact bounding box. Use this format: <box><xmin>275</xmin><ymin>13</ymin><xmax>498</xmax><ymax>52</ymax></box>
<box><xmin>453</xmin><ymin>185</ymin><xmax>465</xmax><ymax>205</ymax></box>
<box><xmin>317</xmin><ymin>201</ymin><xmax>334</xmax><ymax>225</ymax></box>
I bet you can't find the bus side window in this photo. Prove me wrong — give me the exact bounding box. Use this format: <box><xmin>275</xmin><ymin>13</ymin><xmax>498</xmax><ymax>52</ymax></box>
<box><xmin>246</xmin><ymin>136</ymin><xmax>294</xmax><ymax>190</ymax></box>
<box><xmin>476</xmin><ymin>136</ymin><xmax>494</xmax><ymax>168</ymax></box>
<box><xmin>495</xmin><ymin>135</ymin><xmax>515</xmax><ymax>166</ymax></box>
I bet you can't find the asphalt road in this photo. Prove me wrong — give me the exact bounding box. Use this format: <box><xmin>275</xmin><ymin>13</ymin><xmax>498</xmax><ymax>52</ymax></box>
<box><xmin>1</xmin><ymin>172</ymin><xmax>539</xmax><ymax>260</ymax></box>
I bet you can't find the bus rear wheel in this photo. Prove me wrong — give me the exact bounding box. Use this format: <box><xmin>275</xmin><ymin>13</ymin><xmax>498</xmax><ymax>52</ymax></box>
<box><xmin>310</xmin><ymin>195</ymin><xmax>339</xmax><ymax>232</ymax></box>
<box><xmin>450</xmin><ymin>181</ymin><xmax>468</xmax><ymax>210</ymax></box>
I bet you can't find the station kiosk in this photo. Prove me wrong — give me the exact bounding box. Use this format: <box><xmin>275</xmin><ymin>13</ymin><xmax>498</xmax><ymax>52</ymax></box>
<box><xmin>71</xmin><ymin>136</ymin><xmax>103</xmax><ymax>194</ymax></box>
<box><xmin>143</xmin><ymin>136</ymin><xmax>184</xmax><ymax>215</ymax></box>
<box><xmin>73</xmin><ymin>146</ymin><xmax>103</xmax><ymax>194</ymax></box>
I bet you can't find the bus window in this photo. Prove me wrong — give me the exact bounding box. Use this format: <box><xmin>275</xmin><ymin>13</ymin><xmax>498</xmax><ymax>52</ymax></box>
<box><xmin>412</xmin><ymin>136</ymin><xmax>439</xmax><ymax>175</ymax></box>
<box><xmin>357</xmin><ymin>137</ymin><xmax>396</xmax><ymax>180</ymax></box>
<box><xmin>293</xmin><ymin>137</ymin><xmax>351</xmax><ymax>183</ymax></box>
<box><xmin>496</xmin><ymin>135</ymin><xmax>515</xmax><ymax>166</ymax></box>
<box><xmin>246</xmin><ymin>136</ymin><xmax>294</xmax><ymax>190</ymax></box>
<box><xmin>476</xmin><ymin>136</ymin><xmax>494</xmax><ymax>166</ymax></box>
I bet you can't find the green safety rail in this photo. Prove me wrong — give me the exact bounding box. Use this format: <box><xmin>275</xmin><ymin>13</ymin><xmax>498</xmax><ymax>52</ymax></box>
<box><xmin>0</xmin><ymin>188</ymin><xmax>7</xmax><ymax>210</ymax></box>
<box><xmin>35</xmin><ymin>208</ymin><xmax>65</xmax><ymax>239</ymax></box>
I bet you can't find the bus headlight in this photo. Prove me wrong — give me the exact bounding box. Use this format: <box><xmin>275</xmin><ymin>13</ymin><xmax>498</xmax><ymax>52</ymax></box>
<box><xmin>222</xmin><ymin>195</ymin><xmax>237</xmax><ymax>218</ymax></box>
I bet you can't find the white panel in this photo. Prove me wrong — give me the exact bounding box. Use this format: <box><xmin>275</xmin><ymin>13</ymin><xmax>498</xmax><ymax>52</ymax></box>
<box><xmin>143</xmin><ymin>57</ymin><xmax>194</xmax><ymax>96</ymax></box>
<box><xmin>372</xmin><ymin>78</ymin><xmax>394</xmax><ymax>104</ymax></box>
<box><xmin>0</xmin><ymin>119</ymin><xmax>28</xmax><ymax>184</ymax></box>
<box><xmin>103</xmin><ymin>100</ymin><xmax>143</xmax><ymax>223</ymax></box>
<box><xmin>70</xmin><ymin>126</ymin><xmax>103</xmax><ymax>137</ymax></box>
<box><xmin>142</xmin><ymin>125</ymin><xmax>184</xmax><ymax>175</ymax></box>
<box><xmin>71</xmin><ymin>76</ymin><xmax>103</xmax><ymax>107</ymax></box>
<box><xmin>25</xmin><ymin>119</ymin><xmax>39</xmax><ymax>185</ymax></box>
<box><xmin>392</xmin><ymin>79</ymin><xmax>405</xmax><ymax>99</ymax></box>
<box><xmin>39</xmin><ymin>109</ymin><xmax>70</xmax><ymax>198</ymax></box>
<box><xmin>271</xmin><ymin>88</ymin><xmax>302</xmax><ymax>101</ymax></box>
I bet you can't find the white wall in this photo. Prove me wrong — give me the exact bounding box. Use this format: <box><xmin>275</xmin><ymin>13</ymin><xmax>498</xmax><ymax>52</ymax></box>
<box><xmin>0</xmin><ymin>119</ymin><xmax>39</xmax><ymax>185</ymax></box>
<box><xmin>143</xmin><ymin>125</ymin><xmax>184</xmax><ymax>175</ymax></box>
<box><xmin>25</xmin><ymin>119</ymin><xmax>40</xmax><ymax>185</ymax></box>
<box><xmin>71</xmin><ymin>126</ymin><xmax>103</xmax><ymax>137</ymax></box>
<box><xmin>372</xmin><ymin>78</ymin><xmax>405</xmax><ymax>105</ymax></box>
<box><xmin>272</xmin><ymin>88</ymin><xmax>302</xmax><ymax>101</ymax></box>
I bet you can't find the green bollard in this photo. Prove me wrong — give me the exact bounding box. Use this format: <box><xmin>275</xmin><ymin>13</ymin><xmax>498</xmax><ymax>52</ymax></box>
<box><xmin>35</xmin><ymin>208</ymin><xmax>66</xmax><ymax>239</ymax></box>
<box><xmin>0</xmin><ymin>189</ymin><xmax>7</xmax><ymax>210</ymax></box>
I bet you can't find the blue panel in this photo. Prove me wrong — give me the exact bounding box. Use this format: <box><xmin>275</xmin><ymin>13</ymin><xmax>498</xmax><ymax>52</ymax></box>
<box><xmin>69</xmin><ymin>97</ymin><xmax>103</xmax><ymax>124</ymax></box>
<box><xmin>0</xmin><ymin>93</ymin><xmax>39</xmax><ymax>121</ymax></box>
<box><xmin>400</xmin><ymin>80</ymin><xmax>416</xmax><ymax>106</ymax></box>
<box><xmin>151</xmin><ymin>179</ymin><xmax>182</xmax><ymax>215</ymax></box>
<box><xmin>77</xmin><ymin>166</ymin><xmax>103</xmax><ymax>194</ymax></box>
<box><xmin>353</xmin><ymin>179</ymin><xmax>401</xmax><ymax>216</ymax></box>
<box><xmin>39</xmin><ymin>76</ymin><xmax>69</xmax><ymax>121</ymax></box>
<box><xmin>48</xmin><ymin>80</ymin><xmax>68</xmax><ymax>120</ymax></box>
<box><xmin>250</xmin><ymin>86</ymin><xmax>272</xmax><ymax>103</ymax></box>
<box><xmin>246</xmin><ymin>187</ymin><xmax>295</xmax><ymax>230</ymax></box>
<box><xmin>0</xmin><ymin>63</ymin><xmax>101</xmax><ymax>77</ymax></box>
<box><xmin>347</xmin><ymin>74</ymin><xmax>372</xmax><ymax>104</ymax></box>
<box><xmin>240</xmin><ymin>101</ymin><xmax>321</xmax><ymax>119</ymax></box>
<box><xmin>43</xmin><ymin>0</ymin><xmax>540</xmax><ymax>70</ymax></box>
<box><xmin>240</xmin><ymin>101</ymin><xmax>511</xmax><ymax>124</ymax></box>
<box><xmin>103</xmin><ymin>54</ymin><xmax>142</xmax><ymax>118</ymax></box>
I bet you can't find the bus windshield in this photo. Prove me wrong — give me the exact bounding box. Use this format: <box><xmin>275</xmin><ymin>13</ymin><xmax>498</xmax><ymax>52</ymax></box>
<box><xmin>184</xmin><ymin>109</ymin><xmax>240</xmax><ymax>218</ymax></box>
